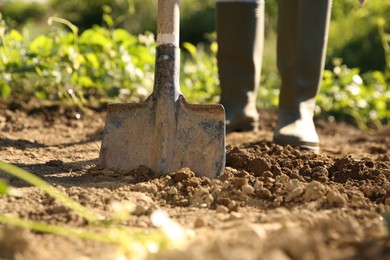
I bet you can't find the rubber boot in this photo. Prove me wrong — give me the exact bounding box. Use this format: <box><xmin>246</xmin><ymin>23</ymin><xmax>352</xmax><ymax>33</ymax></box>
<box><xmin>216</xmin><ymin>1</ymin><xmax>264</xmax><ymax>132</ymax></box>
<box><xmin>273</xmin><ymin>0</ymin><xmax>332</xmax><ymax>153</ymax></box>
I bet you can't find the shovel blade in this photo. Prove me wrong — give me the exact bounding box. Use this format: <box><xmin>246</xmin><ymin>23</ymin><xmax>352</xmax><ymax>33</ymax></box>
<box><xmin>99</xmin><ymin>96</ymin><xmax>225</xmax><ymax>178</ymax></box>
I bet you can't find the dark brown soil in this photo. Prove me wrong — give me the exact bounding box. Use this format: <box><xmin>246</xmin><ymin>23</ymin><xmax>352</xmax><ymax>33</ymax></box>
<box><xmin>0</xmin><ymin>106</ymin><xmax>390</xmax><ymax>259</ymax></box>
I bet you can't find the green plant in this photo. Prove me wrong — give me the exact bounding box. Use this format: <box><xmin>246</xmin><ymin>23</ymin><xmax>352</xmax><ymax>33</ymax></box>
<box><xmin>328</xmin><ymin>1</ymin><xmax>390</xmax><ymax>72</ymax></box>
<box><xmin>317</xmin><ymin>59</ymin><xmax>389</xmax><ymax>129</ymax></box>
<box><xmin>180</xmin><ymin>41</ymin><xmax>220</xmax><ymax>104</ymax></box>
<box><xmin>0</xmin><ymin>1</ymin><xmax>46</xmax><ymax>24</ymax></box>
<box><xmin>0</xmin><ymin>13</ymin><xmax>156</xmax><ymax>106</ymax></box>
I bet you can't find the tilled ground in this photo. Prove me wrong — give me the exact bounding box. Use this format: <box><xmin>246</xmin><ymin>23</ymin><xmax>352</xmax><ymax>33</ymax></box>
<box><xmin>0</xmin><ymin>107</ymin><xmax>390</xmax><ymax>260</ymax></box>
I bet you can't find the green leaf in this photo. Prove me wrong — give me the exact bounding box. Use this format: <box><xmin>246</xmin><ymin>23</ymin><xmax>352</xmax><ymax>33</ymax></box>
<box><xmin>0</xmin><ymin>179</ymin><xmax>9</xmax><ymax>195</ymax></box>
<box><xmin>1</xmin><ymin>83</ymin><xmax>11</xmax><ymax>99</ymax></box>
<box><xmin>29</xmin><ymin>35</ymin><xmax>54</xmax><ymax>57</ymax></box>
<box><xmin>103</xmin><ymin>14</ymin><xmax>114</xmax><ymax>27</ymax></box>
<box><xmin>182</xmin><ymin>42</ymin><xmax>197</xmax><ymax>58</ymax></box>
<box><xmin>210</xmin><ymin>42</ymin><xmax>218</xmax><ymax>54</ymax></box>
<box><xmin>7</xmin><ymin>29</ymin><xmax>23</xmax><ymax>43</ymax></box>
<box><xmin>85</xmin><ymin>53</ymin><xmax>99</xmax><ymax>68</ymax></box>
<box><xmin>78</xmin><ymin>76</ymin><xmax>94</xmax><ymax>87</ymax></box>
<box><xmin>79</xmin><ymin>29</ymin><xmax>111</xmax><ymax>50</ymax></box>
<box><xmin>113</xmin><ymin>29</ymin><xmax>137</xmax><ymax>45</ymax></box>
<box><xmin>35</xmin><ymin>90</ymin><xmax>48</xmax><ymax>100</ymax></box>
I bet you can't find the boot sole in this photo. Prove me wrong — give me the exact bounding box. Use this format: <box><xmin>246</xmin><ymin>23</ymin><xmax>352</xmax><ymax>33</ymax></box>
<box><xmin>273</xmin><ymin>136</ymin><xmax>320</xmax><ymax>154</ymax></box>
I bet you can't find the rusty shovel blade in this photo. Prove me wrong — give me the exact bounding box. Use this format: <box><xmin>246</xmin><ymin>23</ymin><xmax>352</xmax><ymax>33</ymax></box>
<box><xmin>99</xmin><ymin>96</ymin><xmax>225</xmax><ymax>178</ymax></box>
<box><xmin>99</xmin><ymin>44</ymin><xmax>226</xmax><ymax>178</ymax></box>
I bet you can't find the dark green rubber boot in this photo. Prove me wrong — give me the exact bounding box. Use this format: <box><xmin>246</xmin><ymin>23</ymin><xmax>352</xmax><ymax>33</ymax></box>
<box><xmin>216</xmin><ymin>1</ymin><xmax>264</xmax><ymax>132</ymax></box>
<box><xmin>273</xmin><ymin>0</ymin><xmax>332</xmax><ymax>153</ymax></box>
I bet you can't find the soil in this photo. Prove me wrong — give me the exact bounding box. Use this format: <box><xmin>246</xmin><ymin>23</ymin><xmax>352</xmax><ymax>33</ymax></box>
<box><xmin>0</xmin><ymin>105</ymin><xmax>390</xmax><ymax>260</ymax></box>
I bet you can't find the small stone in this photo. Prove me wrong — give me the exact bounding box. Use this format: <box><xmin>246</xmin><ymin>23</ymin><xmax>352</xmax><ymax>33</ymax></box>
<box><xmin>263</xmin><ymin>171</ymin><xmax>274</xmax><ymax>178</ymax></box>
<box><xmin>190</xmin><ymin>187</ymin><xmax>214</xmax><ymax>207</ymax></box>
<box><xmin>303</xmin><ymin>181</ymin><xmax>325</xmax><ymax>201</ymax></box>
<box><xmin>235</xmin><ymin>170</ymin><xmax>251</xmax><ymax>178</ymax></box>
<box><xmin>228</xmin><ymin>200</ymin><xmax>239</xmax><ymax>212</ymax></box>
<box><xmin>131</xmin><ymin>183</ymin><xmax>158</xmax><ymax>194</ymax></box>
<box><xmin>217</xmin><ymin>198</ymin><xmax>230</xmax><ymax>207</ymax></box>
<box><xmin>248</xmin><ymin>158</ymin><xmax>272</xmax><ymax>176</ymax></box>
<box><xmin>253</xmin><ymin>180</ymin><xmax>263</xmax><ymax>190</ymax></box>
<box><xmin>194</xmin><ymin>218</ymin><xmax>206</xmax><ymax>228</ymax></box>
<box><xmin>168</xmin><ymin>186</ymin><xmax>178</xmax><ymax>195</ymax></box>
<box><xmin>175</xmin><ymin>198</ymin><xmax>189</xmax><ymax>207</ymax></box>
<box><xmin>133</xmin><ymin>204</ymin><xmax>149</xmax><ymax>216</ymax></box>
<box><xmin>216</xmin><ymin>205</ymin><xmax>229</xmax><ymax>214</ymax></box>
<box><xmin>49</xmin><ymin>205</ymin><xmax>69</xmax><ymax>214</ymax></box>
<box><xmin>256</xmin><ymin>188</ymin><xmax>272</xmax><ymax>199</ymax></box>
<box><xmin>229</xmin><ymin>211</ymin><xmax>243</xmax><ymax>219</ymax></box>
<box><xmin>242</xmin><ymin>184</ymin><xmax>255</xmax><ymax>195</ymax></box>
<box><xmin>327</xmin><ymin>189</ymin><xmax>346</xmax><ymax>206</ymax></box>
<box><xmin>172</xmin><ymin>168</ymin><xmax>194</xmax><ymax>181</ymax></box>
<box><xmin>264</xmin><ymin>177</ymin><xmax>275</xmax><ymax>183</ymax></box>
<box><xmin>273</xmin><ymin>196</ymin><xmax>284</xmax><ymax>206</ymax></box>
<box><xmin>285</xmin><ymin>187</ymin><xmax>304</xmax><ymax>202</ymax></box>
<box><xmin>285</xmin><ymin>179</ymin><xmax>302</xmax><ymax>192</ymax></box>
<box><xmin>275</xmin><ymin>174</ymin><xmax>289</xmax><ymax>185</ymax></box>
<box><xmin>220</xmin><ymin>167</ymin><xmax>237</xmax><ymax>182</ymax></box>
<box><xmin>363</xmin><ymin>186</ymin><xmax>373</xmax><ymax>198</ymax></box>
<box><xmin>231</xmin><ymin>177</ymin><xmax>248</xmax><ymax>188</ymax></box>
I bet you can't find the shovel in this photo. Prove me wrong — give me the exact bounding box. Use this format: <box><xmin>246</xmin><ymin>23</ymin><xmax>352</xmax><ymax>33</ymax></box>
<box><xmin>99</xmin><ymin>0</ymin><xmax>226</xmax><ymax>178</ymax></box>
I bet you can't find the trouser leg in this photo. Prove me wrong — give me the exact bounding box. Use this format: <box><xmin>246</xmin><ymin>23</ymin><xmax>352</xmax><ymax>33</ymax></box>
<box><xmin>217</xmin><ymin>1</ymin><xmax>264</xmax><ymax>132</ymax></box>
<box><xmin>274</xmin><ymin>0</ymin><xmax>332</xmax><ymax>153</ymax></box>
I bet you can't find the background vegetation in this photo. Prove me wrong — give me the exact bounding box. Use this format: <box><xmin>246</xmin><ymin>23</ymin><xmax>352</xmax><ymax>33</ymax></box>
<box><xmin>0</xmin><ymin>0</ymin><xmax>389</xmax><ymax>128</ymax></box>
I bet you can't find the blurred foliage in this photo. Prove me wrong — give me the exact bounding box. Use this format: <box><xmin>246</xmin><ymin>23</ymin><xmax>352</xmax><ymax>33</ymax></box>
<box><xmin>328</xmin><ymin>1</ymin><xmax>390</xmax><ymax>72</ymax></box>
<box><xmin>0</xmin><ymin>0</ymin><xmax>278</xmax><ymax>44</ymax></box>
<box><xmin>2</xmin><ymin>0</ymin><xmax>388</xmax><ymax>72</ymax></box>
<box><xmin>0</xmin><ymin>0</ymin><xmax>389</xmax><ymax>128</ymax></box>
<box><xmin>181</xmin><ymin>40</ymin><xmax>220</xmax><ymax>103</ymax></box>
<box><xmin>0</xmin><ymin>11</ymin><xmax>221</xmax><ymax>108</ymax></box>
<box><xmin>49</xmin><ymin>0</ymin><xmax>215</xmax><ymax>44</ymax></box>
<box><xmin>50</xmin><ymin>0</ymin><xmax>109</xmax><ymax>31</ymax></box>
<box><xmin>0</xmin><ymin>11</ymin><xmax>156</xmax><ymax>108</ymax></box>
<box><xmin>318</xmin><ymin>60</ymin><xmax>390</xmax><ymax>129</ymax></box>
<box><xmin>50</xmin><ymin>0</ymin><xmax>156</xmax><ymax>34</ymax></box>
<box><xmin>0</xmin><ymin>1</ymin><xmax>46</xmax><ymax>24</ymax></box>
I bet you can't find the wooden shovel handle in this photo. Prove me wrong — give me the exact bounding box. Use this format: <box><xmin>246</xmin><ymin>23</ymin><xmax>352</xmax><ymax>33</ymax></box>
<box><xmin>157</xmin><ymin>0</ymin><xmax>180</xmax><ymax>46</ymax></box>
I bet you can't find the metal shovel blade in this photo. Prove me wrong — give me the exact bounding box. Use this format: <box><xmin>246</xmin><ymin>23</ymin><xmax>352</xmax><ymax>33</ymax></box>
<box><xmin>99</xmin><ymin>44</ymin><xmax>226</xmax><ymax>178</ymax></box>
<box><xmin>99</xmin><ymin>96</ymin><xmax>225</xmax><ymax>178</ymax></box>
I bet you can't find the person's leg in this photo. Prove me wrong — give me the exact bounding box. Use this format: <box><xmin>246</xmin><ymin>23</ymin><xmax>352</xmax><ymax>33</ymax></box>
<box><xmin>216</xmin><ymin>0</ymin><xmax>264</xmax><ymax>132</ymax></box>
<box><xmin>274</xmin><ymin>0</ymin><xmax>332</xmax><ymax>153</ymax></box>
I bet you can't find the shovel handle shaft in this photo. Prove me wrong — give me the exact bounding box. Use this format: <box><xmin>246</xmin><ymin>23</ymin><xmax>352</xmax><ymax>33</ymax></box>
<box><xmin>153</xmin><ymin>0</ymin><xmax>181</xmax><ymax>101</ymax></box>
<box><xmin>157</xmin><ymin>0</ymin><xmax>180</xmax><ymax>46</ymax></box>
